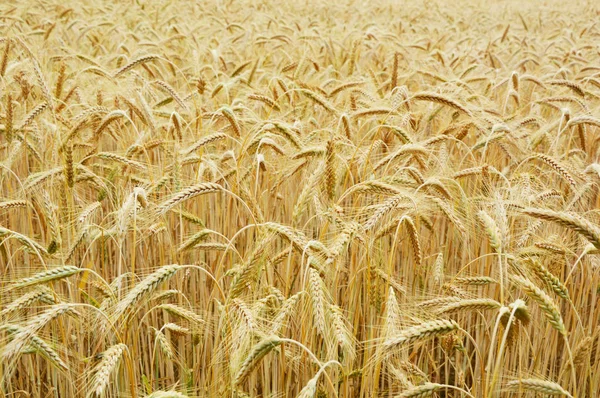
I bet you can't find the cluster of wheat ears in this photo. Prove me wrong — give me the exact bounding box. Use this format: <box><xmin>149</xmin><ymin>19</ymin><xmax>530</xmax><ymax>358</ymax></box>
<box><xmin>1</xmin><ymin>0</ymin><xmax>600</xmax><ymax>397</ymax></box>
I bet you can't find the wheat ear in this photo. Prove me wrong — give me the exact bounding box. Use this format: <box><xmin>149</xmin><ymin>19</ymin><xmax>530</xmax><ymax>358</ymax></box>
<box><xmin>395</xmin><ymin>383</ymin><xmax>443</xmax><ymax>397</ymax></box>
<box><xmin>383</xmin><ymin>319</ymin><xmax>460</xmax><ymax>350</ymax></box>
<box><xmin>234</xmin><ymin>336</ymin><xmax>281</xmax><ymax>385</ymax></box>
<box><xmin>156</xmin><ymin>183</ymin><xmax>223</xmax><ymax>214</ymax></box>
<box><xmin>113</xmin><ymin>54</ymin><xmax>160</xmax><ymax>77</ymax></box>
<box><xmin>505</xmin><ymin>378</ymin><xmax>572</xmax><ymax>396</ymax></box>
<box><xmin>91</xmin><ymin>343</ymin><xmax>127</xmax><ymax>397</ymax></box>
<box><xmin>2</xmin><ymin>324</ymin><xmax>68</xmax><ymax>372</ymax></box>
<box><xmin>145</xmin><ymin>391</ymin><xmax>189</xmax><ymax>398</ymax></box>
<box><xmin>511</xmin><ymin>275</ymin><xmax>566</xmax><ymax>335</ymax></box>
<box><xmin>522</xmin><ymin>207</ymin><xmax>600</xmax><ymax>250</ymax></box>
<box><xmin>12</xmin><ymin>266</ymin><xmax>81</xmax><ymax>288</ymax></box>
<box><xmin>436</xmin><ymin>298</ymin><xmax>502</xmax><ymax>315</ymax></box>
<box><xmin>113</xmin><ymin>265</ymin><xmax>182</xmax><ymax>319</ymax></box>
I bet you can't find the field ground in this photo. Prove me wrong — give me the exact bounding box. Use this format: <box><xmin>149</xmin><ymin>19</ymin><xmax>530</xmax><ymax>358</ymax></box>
<box><xmin>1</xmin><ymin>0</ymin><xmax>600</xmax><ymax>397</ymax></box>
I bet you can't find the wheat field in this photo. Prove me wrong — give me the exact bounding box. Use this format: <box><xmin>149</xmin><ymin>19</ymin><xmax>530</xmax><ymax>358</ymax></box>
<box><xmin>1</xmin><ymin>0</ymin><xmax>600</xmax><ymax>397</ymax></box>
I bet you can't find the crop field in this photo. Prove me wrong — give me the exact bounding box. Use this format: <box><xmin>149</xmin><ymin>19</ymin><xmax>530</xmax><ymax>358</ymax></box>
<box><xmin>1</xmin><ymin>0</ymin><xmax>600</xmax><ymax>397</ymax></box>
